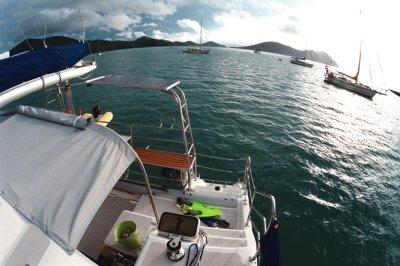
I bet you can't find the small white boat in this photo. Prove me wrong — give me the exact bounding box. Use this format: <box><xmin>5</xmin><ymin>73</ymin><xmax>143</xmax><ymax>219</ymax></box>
<box><xmin>183</xmin><ymin>20</ymin><xmax>211</xmax><ymax>55</ymax></box>
<box><xmin>254</xmin><ymin>49</ymin><xmax>261</xmax><ymax>54</ymax></box>
<box><xmin>290</xmin><ymin>36</ymin><xmax>313</xmax><ymax>68</ymax></box>
<box><xmin>290</xmin><ymin>57</ymin><xmax>313</xmax><ymax>68</ymax></box>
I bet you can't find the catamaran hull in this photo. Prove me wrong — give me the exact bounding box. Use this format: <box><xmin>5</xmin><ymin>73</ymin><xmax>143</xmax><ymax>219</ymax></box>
<box><xmin>290</xmin><ymin>59</ymin><xmax>313</xmax><ymax>68</ymax></box>
<box><xmin>324</xmin><ymin>77</ymin><xmax>377</xmax><ymax>98</ymax></box>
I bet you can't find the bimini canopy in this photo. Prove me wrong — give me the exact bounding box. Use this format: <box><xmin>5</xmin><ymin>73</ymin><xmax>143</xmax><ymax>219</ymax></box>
<box><xmin>86</xmin><ymin>74</ymin><xmax>180</xmax><ymax>91</ymax></box>
<box><xmin>0</xmin><ymin>106</ymin><xmax>136</xmax><ymax>253</ymax></box>
<box><xmin>0</xmin><ymin>43</ymin><xmax>90</xmax><ymax>92</ymax></box>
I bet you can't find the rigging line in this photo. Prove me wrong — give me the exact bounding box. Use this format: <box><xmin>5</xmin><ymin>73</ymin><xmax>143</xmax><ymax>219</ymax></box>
<box><xmin>368</xmin><ymin>61</ymin><xmax>374</xmax><ymax>90</ymax></box>
<box><xmin>16</xmin><ymin>19</ymin><xmax>33</xmax><ymax>50</ymax></box>
<box><xmin>376</xmin><ymin>52</ymin><xmax>386</xmax><ymax>91</ymax></box>
<box><xmin>43</xmin><ymin>25</ymin><xmax>47</xmax><ymax>47</ymax></box>
<box><xmin>22</xmin><ymin>0</ymin><xmax>46</xmax><ymax>47</ymax></box>
<box><xmin>76</xmin><ymin>0</ymin><xmax>86</xmax><ymax>42</ymax></box>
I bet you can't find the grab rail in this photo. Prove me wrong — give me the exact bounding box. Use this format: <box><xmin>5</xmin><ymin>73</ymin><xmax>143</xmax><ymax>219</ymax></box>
<box><xmin>242</xmin><ymin>157</ymin><xmax>277</xmax><ymax>264</ymax></box>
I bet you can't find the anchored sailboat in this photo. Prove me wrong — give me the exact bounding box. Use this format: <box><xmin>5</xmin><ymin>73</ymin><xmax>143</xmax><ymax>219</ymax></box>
<box><xmin>324</xmin><ymin>42</ymin><xmax>377</xmax><ymax>99</ymax></box>
<box><xmin>290</xmin><ymin>37</ymin><xmax>313</xmax><ymax>68</ymax></box>
<box><xmin>183</xmin><ymin>20</ymin><xmax>211</xmax><ymax>54</ymax></box>
<box><xmin>290</xmin><ymin>55</ymin><xmax>313</xmax><ymax>68</ymax></box>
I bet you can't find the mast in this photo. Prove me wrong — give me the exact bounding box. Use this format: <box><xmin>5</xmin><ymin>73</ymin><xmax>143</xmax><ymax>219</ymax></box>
<box><xmin>354</xmin><ymin>10</ymin><xmax>362</xmax><ymax>82</ymax></box>
<box><xmin>304</xmin><ymin>35</ymin><xmax>307</xmax><ymax>60</ymax></box>
<box><xmin>354</xmin><ymin>41</ymin><xmax>362</xmax><ymax>82</ymax></box>
<box><xmin>200</xmin><ymin>20</ymin><xmax>203</xmax><ymax>49</ymax></box>
<box><xmin>338</xmin><ymin>41</ymin><xmax>363</xmax><ymax>81</ymax></box>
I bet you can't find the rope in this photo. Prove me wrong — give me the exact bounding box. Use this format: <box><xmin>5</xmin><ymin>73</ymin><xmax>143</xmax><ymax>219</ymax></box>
<box><xmin>76</xmin><ymin>0</ymin><xmax>86</xmax><ymax>42</ymax></box>
<box><xmin>198</xmin><ymin>231</ymin><xmax>208</xmax><ymax>262</ymax></box>
<box><xmin>186</xmin><ymin>243</ymin><xmax>198</xmax><ymax>266</ymax></box>
<box><xmin>376</xmin><ymin>51</ymin><xmax>387</xmax><ymax>91</ymax></box>
<box><xmin>16</xmin><ymin>20</ymin><xmax>33</xmax><ymax>50</ymax></box>
<box><xmin>23</xmin><ymin>0</ymin><xmax>46</xmax><ymax>47</ymax></box>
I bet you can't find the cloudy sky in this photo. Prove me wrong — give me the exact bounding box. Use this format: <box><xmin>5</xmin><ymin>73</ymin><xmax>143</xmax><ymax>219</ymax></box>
<box><xmin>0</xmin><ymin>0</ymin><xmax>399</xmax><ymax>88</ymax></box>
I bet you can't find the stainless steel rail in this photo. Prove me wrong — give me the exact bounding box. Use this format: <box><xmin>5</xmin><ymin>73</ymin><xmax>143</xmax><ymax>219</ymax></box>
<box><xmin>242</xmin><ymin>157</ymin><xmax>277</xmax><ymax>264</ymax></box>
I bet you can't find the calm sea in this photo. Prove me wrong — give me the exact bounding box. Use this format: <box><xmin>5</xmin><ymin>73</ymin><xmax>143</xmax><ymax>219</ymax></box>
<box><xmin>15</xmin><ymin>47</ymin><xmax>400</xmax><ymax>265</ymax></box>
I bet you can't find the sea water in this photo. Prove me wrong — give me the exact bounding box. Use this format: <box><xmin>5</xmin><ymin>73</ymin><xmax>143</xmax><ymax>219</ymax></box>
<box><xmin>18</xmin><ymin>46</ymin><xmax>400</xmax><ymax>265</ymax></box>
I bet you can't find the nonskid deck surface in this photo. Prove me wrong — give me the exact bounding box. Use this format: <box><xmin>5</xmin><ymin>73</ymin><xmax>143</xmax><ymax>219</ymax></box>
<box><xmin>78</xmin><ymin>194</ymin><xmax>137</xmax><ymax>260</ymax></box>
<box><xmin>77</xmin><ymin>180</ymin><xmax>154</xmax><ymax>260</ymax></box>
<box><xmin>77</xmin><ymin>180</ymin><xmax>174</xmax><ymax>260</ymax></box>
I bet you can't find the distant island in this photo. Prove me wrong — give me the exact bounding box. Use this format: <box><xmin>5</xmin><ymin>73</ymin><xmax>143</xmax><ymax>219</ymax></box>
<box><xmin>9</xmin><ymin>36</ymin><xmax>224</xmax><ymax>56</ymax></box>
<box><xmin>10</xmin><ymin>36</ymin><xmax>336</xmax><ymax>66</ymax></box>
<box><xmin>238</xmin><ymin>42</ymin><xmax>338</xmax><ymax>66</ymax></box>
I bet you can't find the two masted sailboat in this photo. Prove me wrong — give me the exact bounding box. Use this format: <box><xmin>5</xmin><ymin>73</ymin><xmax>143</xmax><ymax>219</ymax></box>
<box><xmin>324</xmin><ymin>43</ymin><xmax>377</xmax><ymax>99</ymax></box>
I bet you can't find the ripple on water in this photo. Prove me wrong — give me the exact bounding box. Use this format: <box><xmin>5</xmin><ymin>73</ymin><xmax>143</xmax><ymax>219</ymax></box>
<box><xmin>9</xmin><ymin>47</ymin><xmax>400</xmax><ymax>266</ymax></box>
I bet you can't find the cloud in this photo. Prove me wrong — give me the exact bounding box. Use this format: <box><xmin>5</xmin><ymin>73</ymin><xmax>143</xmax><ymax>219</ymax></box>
<box><xmin>197</xmin><ymin>0</ymin><xmax>243</xmax><ymax>10</ymax></box>
<box><xmin>177</xmin><ymin>19</ymin><xmax>200</xmax><ymax>32</ymax></box>
<box><xmin>134</xmin><ymin>31</ymin><xmax>147</xmax><ymax>38</ymax></box>
<box><xmin>151</xmin><ymin>18</ymin><xmax>203</xmax><ymax>42</ymax></box>
<box><xmin>152</xmin><ymin>29</ymin><xmax>198</xmax><ymax>42</ymax></box>
<box><xmin>116</xmin><ymin>29</ymin><xmax>134</xmax><ymax>39</ymax></box>
<box><xmin>280</xmin><ymin>24</ymin><xmax>300</xmax><ymax>35</ymax></box>
<box><xmin>143</xmin><ymin>22</ymin><xmax>158</xmax><ymax>27</ymax></box>
<box><xmin>0</xmin><ymin>0</ymin><xmax>186</xmax><ymax>49</ymax></box>
<box><xmin>249</xmin><ymin>0</ymin><xmax>290</xmax><ymax>12</ymax></box>
<box><xmin>207</xmin><ymin>9</ymin><xmax>302</xmax><ymax>46</ymax></box>
<box><xmin>100</xmin><ymin>13</ymin><xmax>141</xmax><ymax>32</ymax></box>
<box><xmin>116</xmin><ymin>28</ymin><xmax>146</xmax><ymax>40</ymax></box>
<box><xmin>82</xmin><ymin>0</ymin><xmax>187</xmax><ymax>17</ymax></box>
<box><xmin>150</xmin><ymin>8</ymin><xmax>303</xmax><ymax>47</ymax></box>
<box><xmin>36</xmin><ymin>8</ymin><xmax>142</xmax><ymax>38</ymax></box>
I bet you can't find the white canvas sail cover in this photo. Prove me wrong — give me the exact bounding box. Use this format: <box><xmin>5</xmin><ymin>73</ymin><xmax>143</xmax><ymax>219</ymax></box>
<box><xmin>0</xmin><ymin>106</ymin><xmax>136</xmax><ymax>253</ymax></box>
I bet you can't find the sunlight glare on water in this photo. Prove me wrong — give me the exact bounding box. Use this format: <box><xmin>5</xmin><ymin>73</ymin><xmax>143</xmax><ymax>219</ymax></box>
<box><xmin>16</xmin><ymin>47</ymin><xmax>400</xmax><ymax>266</ymax></box>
